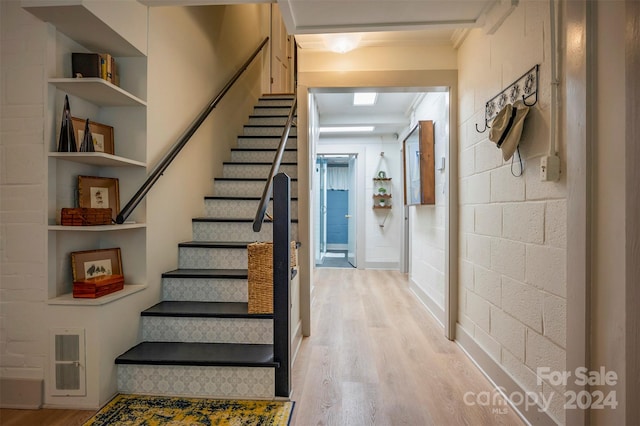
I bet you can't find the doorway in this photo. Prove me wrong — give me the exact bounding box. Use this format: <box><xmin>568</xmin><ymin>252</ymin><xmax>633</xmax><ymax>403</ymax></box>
<box><xmin>315</xmin><ymin>154</ymin><xmax>357</xmax><ymax>268</ymax></box>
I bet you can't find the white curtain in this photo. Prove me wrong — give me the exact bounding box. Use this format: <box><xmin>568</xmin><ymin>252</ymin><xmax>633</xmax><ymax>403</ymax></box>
<box><xmin>327</xmin><ymin>166</ymin><xmax>349</xmax><ymax>190</ymax></box>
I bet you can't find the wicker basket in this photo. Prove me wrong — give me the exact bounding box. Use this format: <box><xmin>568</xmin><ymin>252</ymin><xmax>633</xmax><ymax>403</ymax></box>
<box><xmin>247</xmin><ymin>241</ymin><xmax>297</xmax><ymax>314</ymax></box>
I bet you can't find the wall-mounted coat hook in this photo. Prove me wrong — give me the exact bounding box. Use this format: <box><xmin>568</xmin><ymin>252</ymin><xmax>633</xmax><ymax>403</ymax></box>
<box><xmin>476</xmin><ymin>120</ymin><xmax>490</xmax><ymax>133</ymax></box>
<box><xmin>476</xmin><ymin>64</ymin><xmax>539</xmax><ymax>133</ymax></box>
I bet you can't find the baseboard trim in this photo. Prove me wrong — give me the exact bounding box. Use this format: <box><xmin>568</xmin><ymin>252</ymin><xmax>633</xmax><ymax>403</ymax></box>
<box><xmin>409</xmin><ymin>279</ymin><xmax>445</xmax><ymax>327</ymax></box>
<box><xmin>363</xmin><ymin>261</ymin><xmax>399</xmax><ymax>270</ymax></box>
<box><xmin>455</xmin><ymin>325</ymin><xmax>558</xmax><ymax>426</ymax></box>
<box><xmin>0</xmin><ymin>378</ymin><xmax>43</xmax><ymax>409</ymax></box>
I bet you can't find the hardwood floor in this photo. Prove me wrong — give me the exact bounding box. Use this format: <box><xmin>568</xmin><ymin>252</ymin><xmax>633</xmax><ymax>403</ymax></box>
<box><xmin>289</xmin><ymin>268</ymin><xmax>525</xmax><ymax>426</ymax></box>
<box><xmin>0</xmin><ymin>268</ymin><xmax>525</xmax><ymax>426</ymax></box>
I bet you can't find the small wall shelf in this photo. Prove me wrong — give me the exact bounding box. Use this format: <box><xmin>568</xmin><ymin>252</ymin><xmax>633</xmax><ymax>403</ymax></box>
<box><xmin>48</xmin><ymin>223</ymin><xmax>146</xmax><ymax>232</ymax></box>
<box><xmin>49</xmin><ymin>78</ymin><xmax>147</xmax><ymax>107</ymax></box>
<box><xmin>373</xmin><ymin>177</ymin><xmax>392</xmax><ymax>209</ymax></box>
<box><xmin>47</xmin><ymin>284</ymin><xmax>147</xmax><ymax>306</ymax></box>
<box><xmin>49</xmin><ymin>152</ymin><xmax>146</xmax><ymax>167</ymax></box>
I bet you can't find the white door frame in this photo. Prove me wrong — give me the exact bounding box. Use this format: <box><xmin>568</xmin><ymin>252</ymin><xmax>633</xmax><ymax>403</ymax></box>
<box><xmin>297</xmin><ymin>70</ymin><xmax>458</xmax><ymax>339</ymax></box>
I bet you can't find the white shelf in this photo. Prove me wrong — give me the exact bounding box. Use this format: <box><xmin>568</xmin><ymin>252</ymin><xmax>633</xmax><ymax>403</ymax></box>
<box><xmin>49</xmin><ymin>152</ymin><xmax>146</xmax><ymax>167</ymax></box>
<box><xmin>21</xmin><ymin>1</ymin><xmax>145</xmax><ymax>57</ymax></box>
<box><xmin>48</xmin><ymin>223</ymin><xmax>146</xmax><ymax>231</ymax></box>
<box><xmin>47</xmin><ymin>284</ymin><xmax>147</xmax><ymax>306</ymax></box>
<box><xmin>49</xmin><ymin>78</ymin><xmax>146</xmax><ymax>107</ymax></box>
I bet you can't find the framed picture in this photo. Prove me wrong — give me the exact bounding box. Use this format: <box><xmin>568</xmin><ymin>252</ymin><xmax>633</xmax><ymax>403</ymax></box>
<box><xmin>77</xmin><ymin>175</ymin><xmax>120</xmax><ymax>222</ymax></box>
<box><xmin>71</xmin><ymin>247</ymin><xmax>122</xmax><ymax>281</ymax></box>
<box><xmin>71</xmin><ymin>117</ymin><xmax>114</xmax><ymax>155</ymax></box>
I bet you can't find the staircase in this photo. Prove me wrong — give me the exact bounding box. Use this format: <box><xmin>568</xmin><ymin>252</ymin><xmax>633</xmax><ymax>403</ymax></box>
<box><xmin>115</xmin><ymin>94</ymin><xmax>298</xmax><ymax>400</ymax></box>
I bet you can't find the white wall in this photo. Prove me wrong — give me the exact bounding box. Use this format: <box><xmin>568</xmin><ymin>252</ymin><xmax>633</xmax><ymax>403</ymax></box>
<box><xmin>0</xmin><ymin>0</ymin><xmax>49</xmax><ymax>400</ymax></box>
<box><xmin>405</xmin><ymin>93</ymin><xmax>448</xmax><ymax>315</ymax></box>
<box><xmin>145</xmin><ymin>4</ymin><xmax>268</xmax><ymax>304</ymax></box>
<box><xmin>318</xmin><ymin>136</ymin><xmax>402</xmax><ymax>269</ymax></box>
<box><xmin>457</xmin><ymin>2</ymin><xmax>567</xmax><ymax>424</ymax></box>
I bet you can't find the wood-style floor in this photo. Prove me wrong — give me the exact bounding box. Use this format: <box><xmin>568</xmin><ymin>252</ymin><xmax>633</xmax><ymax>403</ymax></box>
<box><xmin>289</xmin><ymin>268</ymin><xmax>525</xmax><ymax>426</ymax></box>
<box><xmin>0</xmin><ymin>268</ymin><xmax>524</xmax><ymax>426</ymax></box>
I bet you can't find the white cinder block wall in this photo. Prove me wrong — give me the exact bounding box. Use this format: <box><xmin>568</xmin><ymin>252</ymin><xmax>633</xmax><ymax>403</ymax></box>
<box><xmin>406</xmin><ymin>93</ymin><xmax>449</xmax><ymax>315</ymax></box>
<box><xmin>0</xmin><ymin>1</ymin><xmax>49</xmax><ymax>407</ymax></box>
<box><xmin>457</xmin><ymin>2</ymin><xmax>567</xmax><ymax>424</ymax></box>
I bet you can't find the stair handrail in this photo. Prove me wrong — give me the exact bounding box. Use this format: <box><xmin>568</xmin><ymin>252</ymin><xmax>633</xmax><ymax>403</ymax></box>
<box><xmin>116</xmin><ymin>37</ymin><xmax>270</xmax><ymax>224</ymax></box>
<box><xmin>252</xmin><ymin>97</ymin><xmax>297</xmax><ymax>232</ymax></box>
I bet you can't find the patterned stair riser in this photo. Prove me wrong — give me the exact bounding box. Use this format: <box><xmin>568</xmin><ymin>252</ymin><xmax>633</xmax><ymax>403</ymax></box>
<box><xmin>243</xmin><ymin>126</ymin><xmax>298</xmax><ymax>137</ymax></box>
<box><xmin>231</xmin><ymin>150</ymin><xmax>297</xmax><ymax>163</ymax></box>
<box><xmin>204</xmin><ymin>199</ymin><xmax>299</xmax><ymax>219</ymax></box>
<box><xmin>118</xmin><ymin>365</ymin><xmax>274</xmax><ymax>399</ymax></box>
<box><xmin>142</xmin><ymin>317</ymin><xmax>272</xmax><ymax>344</ymax></box>
<box><xmin>256</xmin><ymin>98</ymin><xmax>294</xmax><ymax>107</ymax></box>
<box><xmin>163</xmin><ymin>277</ymin><xmax>247</xmax><ymax>302</ymax></box>
<box><xmin>223</xmin><ymin>163</ymin><xmax>298</xmax><ymax>179</ymax></box>
<box><xmin>252</xmin><ymin>107</ymin><xmax>293</xmax><ymax>116</ymax></box>
<box><xmin>213</xmin><ymin>180</ymin><xmax>298</xmax><ymax>197</ymax></box>
<box><xmin>179</xmin><ymin>247</ymin><xmax>248</xmax><ymax>269</ymax></box>
<box><xmin>237</xmin><ymin>137</ymin><xmax>297</xmax><ymax>150</ymax></box>
<box><xmin>248</xmin><ymin>116</ymin><xmax>296</xmax><ymax>126</ymax></box>
<box><xmin>192</xmin><ymin>221</ymin><xmax>299</xmax><ymax>242</ymax></box>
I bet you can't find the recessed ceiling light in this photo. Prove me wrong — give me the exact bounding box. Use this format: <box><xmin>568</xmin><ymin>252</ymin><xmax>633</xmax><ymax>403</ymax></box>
<box><xmin>319</xmin><ymin>126</ymin><xmax>375</xmax><ymax>133</ymax></box>
<box><xmin>353</xmin><ymin>92</ymin><xmax>378</xmax><ymax>106</ymax></box>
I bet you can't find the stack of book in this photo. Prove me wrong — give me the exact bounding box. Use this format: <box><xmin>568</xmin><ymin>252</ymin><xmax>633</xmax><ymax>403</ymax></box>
<box><xmin>72</xmin><ymin>52</ymin><xmax>119</xmax><ymax>86</ymax></box>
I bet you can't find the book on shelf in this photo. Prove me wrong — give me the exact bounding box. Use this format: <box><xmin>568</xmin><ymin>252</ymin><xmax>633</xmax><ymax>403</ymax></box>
<box><xmin>72</xmin><ymin>52</ymin><xmax>118</xmax><ymax>86</ymax></box>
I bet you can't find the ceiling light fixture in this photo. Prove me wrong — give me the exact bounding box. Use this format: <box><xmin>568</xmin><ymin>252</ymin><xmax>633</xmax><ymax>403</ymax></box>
<box><xmin>322</xmin><ymin>33</ymin><xmax>362</xmax><ymax>54</ymax></box>
<box><xmin>319</xmin><ymin>126</ymin><xmax>375</xmax><ymax>133</ymax></box>
<box><xmin>353</xmin><ymin>92</ymin><xmax>378</xmax><ymax>106</ymax></box>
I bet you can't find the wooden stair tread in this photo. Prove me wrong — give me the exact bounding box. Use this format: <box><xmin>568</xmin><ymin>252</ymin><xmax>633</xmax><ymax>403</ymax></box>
<box><xmin>162</xmin><ymin>268</ymin><xmax>248</xmax><ymax>279</ymax></box>
<box><xmin>230</xmin><ymin>148</ymin><xmax>297</xmax><ymax>152</ymax></box>
<box><xmin>142</xmin><ymin>301</ymin><xmax>272</xmax><ymax>319</ymax></box>
<box><xmin>237</xmin><ymin>135</ymin><xmax>297</xmax><ymax>139</ymax></box>
<box><xmin>115</xmin><ymin>342</ymin><xmax>279</xmax><ymax>368</ymax></box>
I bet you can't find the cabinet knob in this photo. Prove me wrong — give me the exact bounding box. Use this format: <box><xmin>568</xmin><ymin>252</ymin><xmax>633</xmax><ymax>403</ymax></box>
<box><xmin>345</xmin><ymin>215</ymin><xmax>352</xmax><ymax>219</ymax></box>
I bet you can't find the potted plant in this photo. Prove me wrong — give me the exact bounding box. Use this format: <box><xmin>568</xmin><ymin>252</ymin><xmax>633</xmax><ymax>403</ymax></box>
<box><xmin>378</xmin><ymin>187</ymin><xmax>386</xmax><ymax>195</ymax></box>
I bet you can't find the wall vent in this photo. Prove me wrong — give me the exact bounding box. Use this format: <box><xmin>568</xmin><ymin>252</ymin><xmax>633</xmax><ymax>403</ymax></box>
<box><xmin>49</xmin><ymin>328</ymin><xmax>86</xmax><ymax>396</ymax></box>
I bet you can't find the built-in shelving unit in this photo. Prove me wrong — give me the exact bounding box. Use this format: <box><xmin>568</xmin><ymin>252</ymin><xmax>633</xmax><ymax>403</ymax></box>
<box><xmin>22</xmin><ymin>0</ymin><xmax>150</xmax><ymax>408</ymax></box>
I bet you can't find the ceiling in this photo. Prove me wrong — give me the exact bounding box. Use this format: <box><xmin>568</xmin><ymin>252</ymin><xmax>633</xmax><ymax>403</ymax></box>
<box><xmin>277</xmin><ymin>0</ymin><xmax>496</xmax><ymax>35</ymax></box>
<box><xmin>314</xmin><ymin>91</ymin><xmax>426</xmax><ymax>140</ymax></box>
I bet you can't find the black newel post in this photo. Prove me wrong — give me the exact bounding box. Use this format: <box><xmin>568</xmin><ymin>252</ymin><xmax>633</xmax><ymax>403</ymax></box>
<box><xmin>273</xmin><ymin>172</ymin><xmax>291</xmax><ymax>398</ymax></box>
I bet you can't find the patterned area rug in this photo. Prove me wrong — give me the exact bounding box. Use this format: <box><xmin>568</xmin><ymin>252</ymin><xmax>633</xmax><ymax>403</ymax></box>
<box><xmin>83</xmin><ymin>394</ymin><xmax>294</xmax><ymax>426</ymax></box>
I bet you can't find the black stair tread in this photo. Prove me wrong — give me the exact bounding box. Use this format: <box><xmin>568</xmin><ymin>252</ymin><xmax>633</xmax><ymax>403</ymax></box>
<box><xmin>249</xmin><ymin>114</ymin><xmax>297</xmax><ymax>118</ymax></box>
<box><xmin>115</xmin><ymin>342</ymin><xmax>279</xmax><ymax>368</ymax></box>
<box><xmin>179</xmin><ymin>241</ymin><xmax>252</xmax><ymax>249</ymax></box>
<box><xmin>223</xmin><ymin>161</ymin><xmax>297</xmax><ymax>165</ymax></box>
<box><xmin>243</xmin><ymin>124</ymin><xmax>296</xmax><ymax>128</ymax></box>
<box><xmin>142</xmin><ymin>301</ymin><xmax>272</xmax><ymax>319</ymax></box>
<box><xmin>238</xmin><ymin>135</ymin><xmax>297</xmax><ymax>139</ymax></box>
<box><xmin>162</xmin><ymin>268</ymin><xmax>248</xmax><ymax>279</ymax></box>
<box><xmin>192</xmin><ymin>217</ymin><xmax>299</xmax><ymax>223</ymax></box>
<box><xmin>214</xmin><ymin>177</ymin><xmax>298</xmax><ymax>181</ymax></box>
<box><xmin>204</xmin><ymin>196</ymin><xmax>299</xmax><ymax>201</ymax></box>
<box><xmin>231</xmin><ymin>148</ymin><xmax>297</xmax><ymax>151</ymax></box>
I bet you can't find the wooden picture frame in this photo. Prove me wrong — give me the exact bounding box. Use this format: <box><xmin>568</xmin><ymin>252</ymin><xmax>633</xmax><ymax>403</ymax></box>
<box><xmin>71</xmin><ymin>117</ymin><xmax>114</xmax><ymax>155</ymax></box>
<box><xmin>71</xmin><ymin>247</ymin><xmax>122</xmax><ymax>281</ymax></box>
<box><xmin>77</xmin><ymin>175</ymin><xmax>120</xmax><ymax>222</ymax></box>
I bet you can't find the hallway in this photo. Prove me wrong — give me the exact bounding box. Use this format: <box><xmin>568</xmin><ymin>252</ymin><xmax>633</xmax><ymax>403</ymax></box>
<box><xmin>290</xmin><ymin>268</ymin><xmax>524</xmax><ymax>425</ymax></box>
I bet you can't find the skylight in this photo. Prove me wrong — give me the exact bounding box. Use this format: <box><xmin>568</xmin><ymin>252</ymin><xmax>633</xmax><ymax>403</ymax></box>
<box><xmin>353</xmin><ymin>92</ymin><xmax>378</xmax><ymax>105</ymax></box>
